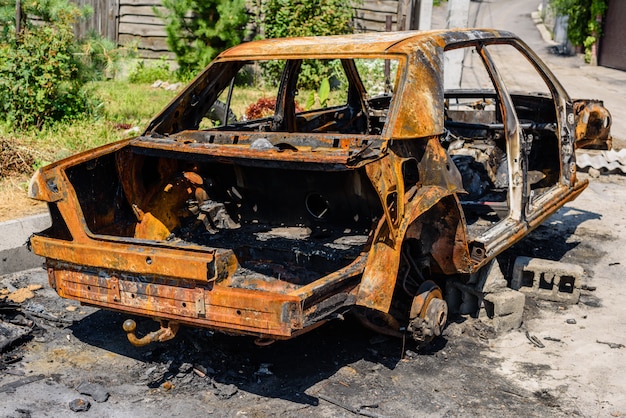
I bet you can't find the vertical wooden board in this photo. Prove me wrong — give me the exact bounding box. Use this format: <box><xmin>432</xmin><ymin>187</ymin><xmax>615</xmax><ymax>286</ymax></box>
<box><xmin>111</xmin><ymin>0</ymin><xmax>120</xmax><ymax>42</ymax></box>
<box><xmin>72</xmin><ymin>0</ymin><xmax>120</xmax><ymax>42</ymax></box>
<box><xmin>354</xmin><ymin>0</ymin><xmax>413</xmax><ymax>32</ymax></box>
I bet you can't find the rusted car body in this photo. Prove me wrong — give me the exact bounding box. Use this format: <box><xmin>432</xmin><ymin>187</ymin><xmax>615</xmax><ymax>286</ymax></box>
<box><xmin>29</xmin><ymin>30</ymin><xmax>594</xmax><ymax>346</ymax></box>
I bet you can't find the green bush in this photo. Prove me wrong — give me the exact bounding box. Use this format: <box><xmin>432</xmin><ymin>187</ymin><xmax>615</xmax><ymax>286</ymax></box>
<box><xmin>551</xmin><ymin>0</ymin><xmax>607</xmax><ymax>62</ymax></box>
<box><xmin>156</xmin><ymin>0</ymin><xmax>249</xmax><ymax>77</ymax></box>
<box><xmin>78</xmin><ymin>33</ymin><xmax>137</xmax><ymax>81</ymax></box>
<box><xmin>128</xmin><ymin>58</ymin><xmax>174</xmax><ymax>84</ymax></box>
<box><xmin>0</xmin><ymin>0</ymin><xmax>93</xmax><ymax>129</ymax></box>
<box><xmin>261</xmin><ymin>0</ymin><xmax>357</xmax><ymax>88</ymax></box>
<box><xmin>262</xmin><ymin>0</ymin><xmax>356</xmax><ymax>38</ymax></box>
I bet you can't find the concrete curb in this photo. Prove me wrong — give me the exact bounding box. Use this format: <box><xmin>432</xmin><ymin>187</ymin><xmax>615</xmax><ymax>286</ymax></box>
<box><xmin>0</xmin><ymin>212</ymin><xmax>51</xmax><ymax>275</ymax></box>
<box><xmin>531</xmin><ymin>11</ymin><xmax>558</xmax><ymax>47</ymax></box>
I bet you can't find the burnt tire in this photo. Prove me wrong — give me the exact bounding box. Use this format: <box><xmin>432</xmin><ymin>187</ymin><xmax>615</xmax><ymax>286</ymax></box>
<box><xmin>206</xmin><ymin>100</ymin><xmax>237</xmax><ymax>125</ymax></box>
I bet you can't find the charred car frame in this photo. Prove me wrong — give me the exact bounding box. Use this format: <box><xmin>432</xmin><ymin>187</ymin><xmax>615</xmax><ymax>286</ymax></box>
<box><xmin>29</xmin><ymin>30</ymin><xmax>599</xmax><ymax>346</ymax></box>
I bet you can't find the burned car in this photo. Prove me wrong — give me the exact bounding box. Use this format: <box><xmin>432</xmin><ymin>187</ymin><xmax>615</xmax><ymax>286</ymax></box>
<box><xmin>29</xmin><ymin>30</ymin><xmax>593</xmax><ymax>346</ymax></box>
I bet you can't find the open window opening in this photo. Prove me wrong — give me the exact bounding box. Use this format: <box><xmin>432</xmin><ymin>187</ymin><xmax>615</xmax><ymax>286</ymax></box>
<box><xmin>443</xmin><ymin>45</ymin><xmax>509</xmax><ymax>237</ymax></box>
<box><xmin>484</xmin><ymin>43</ymin><xmax>561</xmax><ymax>198</ymax></box>
<box><xmin>199</xmin><ymin>58</ymin><xmax>399</xmax><ymax>137</ymax></box>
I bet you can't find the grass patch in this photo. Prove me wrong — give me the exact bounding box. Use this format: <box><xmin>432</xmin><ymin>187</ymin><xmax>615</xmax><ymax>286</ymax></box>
<box><xmin>0</xmin><ymin>79</ymin><xmax>180</xmax><ymax>220</ymax></box>
<box><xmin>1</xmin><ymin>79</ymin><xmax>354</xmax><ymax>166</ymax></box>
<box><xmin>0</xmin><ymin>81</ymin><xmax>180</xmax><ymax>167</ymax></box>
<box><xmin>90</xmin><ymin>81</ymin><xmax>179</xmax><ymax>124</ymax></box>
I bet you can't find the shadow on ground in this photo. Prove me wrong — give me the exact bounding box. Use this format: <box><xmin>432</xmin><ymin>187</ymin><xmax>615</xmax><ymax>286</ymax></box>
<box><xmin>69</xmin><ymin>309</ymin><xmax>428</xmax><ymax>405</ymax></box>
<box><xmin>499</xmin><ymin>204</ymin><xmax>603</xmax><ymax>276</ymax></box>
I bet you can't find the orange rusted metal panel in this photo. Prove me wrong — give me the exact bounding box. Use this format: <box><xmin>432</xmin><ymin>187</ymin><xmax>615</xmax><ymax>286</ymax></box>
<box><xmin>573</xmin><ymin>99</ymin><xmax>612</xmax><ymax>150</ymax></box>
<box><xmin>50</xmin><ymin>262</ymin><xmax>302</xmax><ymax>337</ymax></box>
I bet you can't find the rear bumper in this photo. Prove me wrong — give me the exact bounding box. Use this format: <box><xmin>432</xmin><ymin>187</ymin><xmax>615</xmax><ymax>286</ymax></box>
<box><xmin>32</xmin><ymin>234</ymin><xmax>304</xmax><ymax>338</ymax></box>
<box><xmin>46</xmin><ymin>259</ymin><xmax>303</xmax><ymax>338</ymax></box>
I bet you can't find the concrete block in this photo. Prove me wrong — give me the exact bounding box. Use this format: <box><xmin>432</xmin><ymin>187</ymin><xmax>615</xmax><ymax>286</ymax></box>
<box><xmin>445</xmin><ymin>281</ymin><xmax>480</xmax><ymax>316</ymax></box>
<box><xmin>446</xmin><ymin>279</ymin><xmax>525</xmax><ymax>333</ymax></box>
<box><xmin>481</xmin><ymin>290</ymin><xmax>525</xmax><ymax>333</ymax></box>
<box><xmin>472</xmin><ymin>258</ymin><xmax>508</xmax><ymax>293</ymax></box>
<box><xmin>511</xmin><ymin>256</ymin><xmax>583</xmax><ymax>304</ymax></box>
<box><xmin>446</xmin><ymin>258</ymin><xmax>525</xmax><ymax>333</ymax></box>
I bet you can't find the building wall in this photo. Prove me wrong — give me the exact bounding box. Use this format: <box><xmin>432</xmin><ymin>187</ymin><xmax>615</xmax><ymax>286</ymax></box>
<box><xmin>599</xmin><ymin>0</ymin><xmax>626</xmax><ymax>71</ymax></box>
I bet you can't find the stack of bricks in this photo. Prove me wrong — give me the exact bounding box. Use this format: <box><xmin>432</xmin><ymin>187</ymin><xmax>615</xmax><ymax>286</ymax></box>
<box><xmin>445</xmin><ymin>259</ymin><xmax>525</xmax><ymax>333</ymax></box>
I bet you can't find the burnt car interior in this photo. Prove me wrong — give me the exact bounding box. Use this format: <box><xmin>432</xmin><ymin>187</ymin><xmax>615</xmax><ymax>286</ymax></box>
<box><xmin>442</xmin><ymin>43</ymin><xmax>562</xmax><ymax>237</ymax></box>
<box><xmin>64</xmin><ymin>150</ymin><xmax>380</xmax><ymax>290</ymax></box>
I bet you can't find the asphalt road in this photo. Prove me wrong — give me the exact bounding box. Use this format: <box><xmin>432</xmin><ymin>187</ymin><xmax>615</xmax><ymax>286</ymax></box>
<box><xmin>470</xmin><ymin>0</ymin><xmax>626</xmax><ymax>145</ymax></box>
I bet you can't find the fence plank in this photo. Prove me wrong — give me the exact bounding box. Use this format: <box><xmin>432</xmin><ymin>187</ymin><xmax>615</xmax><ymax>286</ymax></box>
<box><xmin>119</xmin><ymin>34</ymin><xmax>169</xmax><ymax>51</ymax></box>
<box><xmin>119</xmin><ymin>22</ymin><xmax>167</xmax><ymax>37</ymax></box>
<box><xmin>118</xmin><ymin>0</ymin><xmax>162</xmax><ymax>5</ymax></box>
<box><xmin>119</xmin><ymin>5</ymin><xmax>166</xmax><ymax>16</ymax></box>
<box><xmin>120</xmin><ymin>14</ymin><xmax>163</xmax><ymax>25</ymax></box>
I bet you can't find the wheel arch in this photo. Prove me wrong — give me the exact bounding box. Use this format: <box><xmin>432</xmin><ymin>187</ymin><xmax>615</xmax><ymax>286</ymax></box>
<box><xmin>355</xmin><ymin>186</ymin><xmax>471</xmax><ymax>312</ymax></box>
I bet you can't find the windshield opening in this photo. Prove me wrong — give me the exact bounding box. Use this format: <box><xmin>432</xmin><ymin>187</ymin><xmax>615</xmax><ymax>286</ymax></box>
<box><xmin>189</xmin><ymin>57</ymin><xmax>400</xmax><ymax>136</ymax></box>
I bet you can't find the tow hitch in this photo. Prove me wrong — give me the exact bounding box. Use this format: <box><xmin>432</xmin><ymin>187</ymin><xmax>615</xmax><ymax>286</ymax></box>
<box><xmin>123</xmin><ymin>319</ymin><xmax>180</xmax><ymax>347</ymax></box>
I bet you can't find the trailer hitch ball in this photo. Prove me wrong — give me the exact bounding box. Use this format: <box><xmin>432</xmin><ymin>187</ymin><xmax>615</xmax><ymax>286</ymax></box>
<box><xmin>122</xmin><ymin>318</ymin><xmax>180</xmax><ymax>347</ymax></box>
<box><xmin>122</xmin><ymin>319</ymin><xmax>137</xmax><ymax>333</ymax></box>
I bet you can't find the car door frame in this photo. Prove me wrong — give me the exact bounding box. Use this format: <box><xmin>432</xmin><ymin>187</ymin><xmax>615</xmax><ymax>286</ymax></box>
<box><xmin>444</xmin><ymin>37</ymin><xmax>577</xmax><ymax>269</ymax></box>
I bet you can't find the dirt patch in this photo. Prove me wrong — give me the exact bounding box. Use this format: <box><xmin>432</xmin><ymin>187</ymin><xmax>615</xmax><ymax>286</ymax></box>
<box><xmin>0</xmin><ymin>135</ymin><xmax>51</xmax><ymax>222</ymax></box>
<box><xmin>0</xmin><ymin>175</ymin><xmax>47</xmax><ymax>222</ymax></box>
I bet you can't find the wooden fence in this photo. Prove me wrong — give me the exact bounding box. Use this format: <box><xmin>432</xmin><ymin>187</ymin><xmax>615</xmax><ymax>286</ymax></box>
<box><xmin>355</xmin><ymin>0</ymin><xmax>420</xmax><ymax>32</ymax></box>
<box><xmin>73</xmin><ymin>0</ymin><xmax>120</xmax><ymax>42</ymax></box>
<box><xmin>73</xmin><ymin>0</ymin><xmax>420</xmax><ymax>59</ymax></box>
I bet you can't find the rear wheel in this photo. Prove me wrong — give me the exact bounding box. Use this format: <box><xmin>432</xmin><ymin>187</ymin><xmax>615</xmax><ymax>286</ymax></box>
<box><xmin>355</xmin><ymin>239</ymin><xmax>449</xmax><ymax>345</ymax></box>
<box><xmin>407</xmin><ymin>282</ymin><xmax>448</xmax><ymax>344</ymax></box>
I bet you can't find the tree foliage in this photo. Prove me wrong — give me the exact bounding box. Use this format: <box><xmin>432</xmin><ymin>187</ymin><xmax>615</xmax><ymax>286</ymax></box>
<box><xmin>261</xmin><ymin>0</ymin><xmax>357</xmax><ymax>88</ymax></box>
<box><xmin>157</xmin><ymin>0</ymin><xmax>249</xmax><ymax>77</ymax></box>
<box><xmin>551</xmin><ymin>0</ymin><xmax>608</xmax><ymax>61</ymax></box>
<box><xmin>262</xmin><ymin>0</ymin><xmax>356</xmax><ymax>39</ymax></box>
<box><xmin>0</xmin><ymin>0</ymin><xmax>92</xmax><ymax>129</ymax></box>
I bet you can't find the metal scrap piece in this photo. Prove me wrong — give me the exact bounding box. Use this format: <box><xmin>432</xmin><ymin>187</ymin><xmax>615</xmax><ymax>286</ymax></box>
<box><xmin>0</xmin><ymin>374</ymin><xmax>45</xmax><ymax>393</ymax></box>
<box><xmin>596</xmin><ymin>340</ymin><xmax>625</xmax><ymax>349</ymax></box>
<box><xmin>525</xmin><ymin>331</ymin><xmax>545</xmax><ymax>349</ymax></box>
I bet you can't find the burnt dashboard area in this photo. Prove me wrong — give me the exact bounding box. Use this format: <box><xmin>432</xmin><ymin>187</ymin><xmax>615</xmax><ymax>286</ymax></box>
<box><xmin>192</xmin><ymin>93</ymin><xmax>392</xmax><ymax>138</ymax></box>
<box><xmin>443</xmin><ymin>91</ymin><xmax>562</xmax><ymax>234</ymax></box>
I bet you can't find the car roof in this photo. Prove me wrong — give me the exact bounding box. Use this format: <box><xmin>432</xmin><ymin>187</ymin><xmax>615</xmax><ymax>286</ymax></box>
<box><xmin>148</xmin><ymin>29</ymin><xmax>524</xmax><ymax>139</ymax></box>
<box><xmin>218</xmin><ymin>29</ymin><xmax>517</xmax><ymax>59</ymax></box>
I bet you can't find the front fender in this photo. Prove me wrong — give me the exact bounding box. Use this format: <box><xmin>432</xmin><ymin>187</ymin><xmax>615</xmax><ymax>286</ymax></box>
<box><xmin>356</xmin><ymin>186</ymin><xmax>468</xmax><ymax>312</ymax></box>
